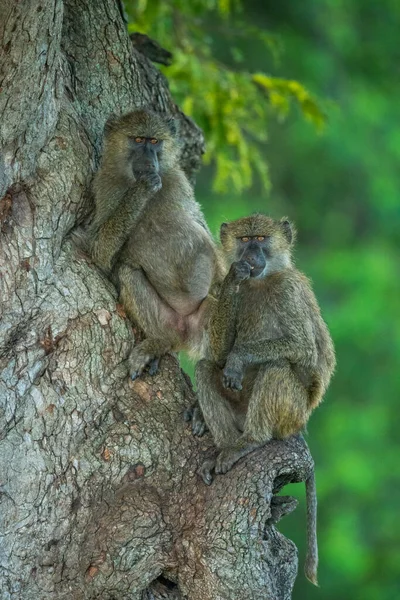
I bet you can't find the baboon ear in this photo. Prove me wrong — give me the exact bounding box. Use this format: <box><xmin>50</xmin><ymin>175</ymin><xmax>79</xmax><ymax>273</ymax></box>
<box><xmin>166</xmin><ymin>116</ymin><xmax>179</xmax><ymax>137</ymax></box>
<box><xmin>104</xmin><ymin>113</ymin><xmax>119</xmax><ymax>135</ymax></box>
<box><xmin>220</xmin><ymin>222</ymin><xmax>229</xmax><ymax>241</ymax></box>
<box><xmin>280</xmin><ymin>218</ymin><xmax>294</xmax><ymax>244</ymax></box>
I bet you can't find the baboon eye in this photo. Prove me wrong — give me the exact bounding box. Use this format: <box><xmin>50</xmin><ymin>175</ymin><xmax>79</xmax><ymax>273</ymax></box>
<box><xmin>150</xmin><ymin>138</ymin><xmax>159</xmax><ymax>144</ymax></box>
<box><xmin>256</xmin><ymin>236</ymin><xmax>265</xmax><ymax>241</ymax></box>
<box><xmin>241</xmin><ymin>236</ymin><xmax>250</xmax><ymax>242</ymax></box>
<box><xmin>135</xmin><ymin>137</ymin><xmax>145</xmax><ymax>143</ymax></box>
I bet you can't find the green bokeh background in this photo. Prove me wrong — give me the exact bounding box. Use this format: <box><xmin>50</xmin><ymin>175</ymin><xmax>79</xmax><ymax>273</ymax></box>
<box><xmin>130</xmin><ymin>0</ymin><xmax>400</xmax><ymax>597</ymax></box>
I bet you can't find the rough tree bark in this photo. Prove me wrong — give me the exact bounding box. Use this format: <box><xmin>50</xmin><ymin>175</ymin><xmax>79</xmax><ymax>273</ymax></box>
<box><xmin>0</xmin><ymin>1</ymin><xmax>314</xmax><ymax>598</ymax></box>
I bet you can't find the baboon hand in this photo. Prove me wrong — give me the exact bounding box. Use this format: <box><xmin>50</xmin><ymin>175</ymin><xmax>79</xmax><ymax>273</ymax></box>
<box><xmin>138</xmin><ymin>171</ymin><xmax>162</xmax><ymax>193</ymax></box>
<box><xmin>229</xmin><ymin>260</ymin><xmax>251</xmax><ymax>284</ymax></box>
<box><xmin>223</xmin><ymin>354</ymin><xmax>244</xmax><ymax>391</ymax></box>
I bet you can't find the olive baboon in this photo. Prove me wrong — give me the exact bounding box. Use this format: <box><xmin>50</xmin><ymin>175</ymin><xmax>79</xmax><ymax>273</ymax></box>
<box><xmin>194</xmin><ymin>214</ymin><xmax>335</xmax><ymax>584</ymax></box>
<box><xmin>87</xmin><ymin>109</ymin><xmax>223</xmax><ymax>379</ymax></box>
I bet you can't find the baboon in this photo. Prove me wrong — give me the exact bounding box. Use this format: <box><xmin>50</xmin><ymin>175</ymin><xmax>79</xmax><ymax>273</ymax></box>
<box><xmin>87</xmin><ymin>109</ymin><xmax>223</xmax><ymax>379</ymax></box>
<box><xmin>194</xmin><ymin>214</ymin><xmax>335</xmax><ymax>584</ymax></box>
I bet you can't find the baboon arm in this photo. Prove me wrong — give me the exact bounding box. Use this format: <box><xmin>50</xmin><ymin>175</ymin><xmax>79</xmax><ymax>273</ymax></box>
<box><xmin>232</xmin><ymin>334</ymin><xmax>317</xmax><ymax>366</ymax></box>
<box><xmin>90</xmin><ymin>173</ymin><xmax>128</xmax><ymax>231</ymax></box>
<box><xmin>231</xmin><ymin>282</ymin><xmax>318</xmax><ymax>366</ymax></box>
<box><xmin>91</xmin><ymin>184</ymin><xmax>153</xmax><ymax>274</ymax></box>
<box><xmin>209</xmin><ymin>272</ymin><xmax>239</xmax><ymax>364</ymax></box>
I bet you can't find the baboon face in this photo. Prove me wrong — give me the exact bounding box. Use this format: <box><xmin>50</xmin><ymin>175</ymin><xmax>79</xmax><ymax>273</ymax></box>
<box><xmin>103</xmin><ymin>109</ymin><xmax>179</xmax><ymax>178</ymax></box>
<box><xmin>220</xmin><ymin>215</ymin><xmax>295</xmax><ymax>278</ymax></box>
<box><xmin>129</xmin><ymin>135</ymin><xmax>164</xmax><ymax>176</ymax></box>
<box><xmin>236</xmin><ymin>235</ymin><xmax>270</xmax><ymax>278</ymax></box>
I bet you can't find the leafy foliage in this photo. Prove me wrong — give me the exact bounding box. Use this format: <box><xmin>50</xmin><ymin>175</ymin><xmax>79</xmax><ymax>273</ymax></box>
<box><xmin>125</xmin><ymin>0</ymin><xmax>325</xmax><ymax>192</ymax></box>
<box><xmin>195</xmin><ymin>2</ymin><xmax>400</xmax><ymax>599</ymax></box>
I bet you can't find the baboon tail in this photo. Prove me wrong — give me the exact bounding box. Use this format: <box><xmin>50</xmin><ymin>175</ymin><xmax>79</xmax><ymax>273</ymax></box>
<box><xmin>304</xmin><ymin>469</ymin><xmax>319</xmax><ymax>586</ymax></box>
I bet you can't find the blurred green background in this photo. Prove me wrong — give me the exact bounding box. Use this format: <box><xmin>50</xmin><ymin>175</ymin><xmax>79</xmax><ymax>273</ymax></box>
<box><xmin>127</xmin><ymin>1</ymin><xmax>400</xmax><ymax>598</ymax></box>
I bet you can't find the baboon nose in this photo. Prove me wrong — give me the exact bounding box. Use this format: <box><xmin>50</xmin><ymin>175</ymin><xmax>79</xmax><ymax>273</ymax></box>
<box><xmin>244</xmin><ymin>254</ymin><xmax>265</xmax><ymax>273</ymax></box>
<box><xmin>140</xmin><ymin>163</ymin><xmax>157</xmax><ymax>173</ymax></box>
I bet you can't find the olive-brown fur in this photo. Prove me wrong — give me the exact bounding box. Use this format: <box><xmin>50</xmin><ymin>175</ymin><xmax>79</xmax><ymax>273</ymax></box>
<box><xmin>87</xmin><ymin>109</ymin><xmax>224</xmax><ymax>378</ymax></box>
<box><xmin>194</xmin><ymin>214</ymin><xmax>335</xmax><ymax>584</ymax></box>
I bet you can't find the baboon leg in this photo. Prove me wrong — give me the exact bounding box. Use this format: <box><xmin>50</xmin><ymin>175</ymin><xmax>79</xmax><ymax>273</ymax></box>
<box><xmin>244</xmin><ymin>361</ymin><xmax>309</xmax><ymax>440</ymax></box>
<box><xmin>196</xmin><ymin>359</ymin><xmax>241</xmax><ymax>447</ymax></box>
<box><xmin>196</xmin><ymin>359</ymin><xmax>242</xmax><ymax>484</ymax></box>
<box><xmin>119</xmin><ymin>264</ymin><xmax>183</xmax><ymax>379</ymax></box>
<box><xmin>214</xmin><ymin>364</ymin><xmax>273</xmax><ymax>476</ymax></box>
<box><xmin>215</xmin><ymin>362</ymin><xmax>309</xmax><ymax>475</ymax></box>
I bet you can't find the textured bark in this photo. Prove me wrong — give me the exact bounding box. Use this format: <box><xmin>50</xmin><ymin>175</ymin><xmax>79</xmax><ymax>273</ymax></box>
<box><xmin>0</xmin><ymin>1</ymin><xmax>314</xmax><ymax>598</ymax></box>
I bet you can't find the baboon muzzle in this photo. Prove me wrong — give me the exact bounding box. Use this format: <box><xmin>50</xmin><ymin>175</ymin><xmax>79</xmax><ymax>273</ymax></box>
<box><xmin>242</xmin><ymin>244</ymin><xmax>266</xmax><ymax>276</ymax></box>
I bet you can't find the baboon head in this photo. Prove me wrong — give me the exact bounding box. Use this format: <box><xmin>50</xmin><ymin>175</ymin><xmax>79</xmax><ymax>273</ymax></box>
<box><xmin>102</xmin><ymin>109</ymin><xmax>180</xmax><ymax>180</ymax></box>
<box><xmin>220</xmin><ymin>214</ymin><xmax>295</xmax><ymax>277</ymax></box>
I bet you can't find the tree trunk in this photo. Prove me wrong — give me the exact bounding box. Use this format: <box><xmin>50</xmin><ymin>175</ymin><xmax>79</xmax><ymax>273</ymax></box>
<box><xmin>0</xmin><ymin>1</ymin><xmax>314</xmax><ymax>598</ymax></box>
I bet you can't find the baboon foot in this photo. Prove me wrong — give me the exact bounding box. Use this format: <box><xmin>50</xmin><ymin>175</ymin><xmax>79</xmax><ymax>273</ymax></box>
<box><xmin>129</xmin><ymin>347</ymin><xmax>154</xmax><ymax>380</ymax></box>
<box><xmin>214</xmin><ymin>448</ymin><xmax>239</xmax><ymax>475</ymax></box>
<box><xmin>184</xmin><ymin>404</ymin><xmax>208</xmax><ymax>436</ymax></box>
<box><xmin>215</xmin><ymin>440</ymin><xmax>264</xmax><ymax>475</ymax></box>
<box><xmin>199</xmin><ymin>458</ymin><xmax>216</xmax><ymax>486</ymax></box>
<box><xmin>147</xmin><ymin>356</ymin><xmax>160</xmax><ymax>376</ymax></box>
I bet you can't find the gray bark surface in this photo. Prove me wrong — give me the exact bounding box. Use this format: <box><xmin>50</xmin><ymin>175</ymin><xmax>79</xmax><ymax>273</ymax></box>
<box><xmin>0</xmin><ymin>1</ymin><xmax>314</xmax><ymax>598</ymax></box>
